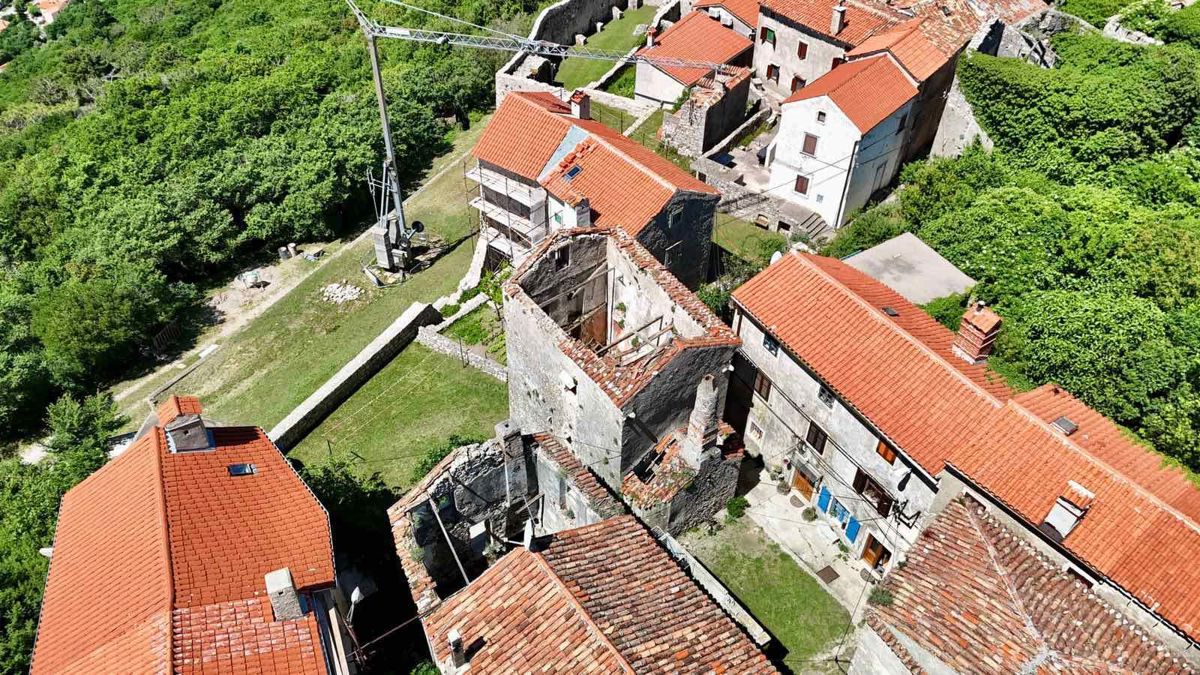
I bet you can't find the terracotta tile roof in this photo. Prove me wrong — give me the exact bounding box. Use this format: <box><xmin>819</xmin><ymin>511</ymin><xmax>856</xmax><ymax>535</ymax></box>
<box><xmin>172</xmin><ymin>599</ymin><xmax>326</xmax><ymax>674</ymax></box>
<box><xmin>507</xmin><ymin>228</ymin><xmax>739</xmax><ymax>407</ymax></box>
<box><xmin>424</xmin><ymin>516</ymin><xmax>777</xmax><ymax>673</ymax></box>
<box><xmin>622</xmin><ymin>424</ymin><xmax>744</xmax><ymax>507</ymax></box>
<box><xmin>32</xmin><ymin>433</ymin><xmax>173</xmax><ymax>675</ymax></box>
<box><xmin>950</xmin><ymin>401</ymin><xmax>1200</xmax><ymax>641</ymax></box>
<box><xmin>868</xmin><ymin>498</ymin><xmax>1194</xmax><ymax>673</ymax></box>
<box><xmin>761</xmin><ymin>0</ymin><xmax>904</xmax><ymax>45</ymax></box>
<box><xmin>635</xmin><ymin>11</ymin><xmax>752</xmax><ymax>86</ymax></box>
<box><xmin>1015</xmin><ymin>384</ymin><xmax>1200</xmax><ymax>523</ymax></box>
<box><xmin>731</xmin><ymin>252</ymin><xmax>1008</xmax><ymax>474</ymax></box>
<box><xmin>695</xmin><ymin>0</ymin><xmax>762</xmax><ymax>27</ymax></box>
<box><xmin>474</xmin><ymin>92</ymin><xmax>715</xmax><ymax>237</ymax></box>
<box><xmin>969</xmin><ymin>0</ymin><xmax>1048</xmax><ymax>24</ymax></box>
<box><xmin>783</xmin><ymin>54</ymin><xmax>917</xmax><ymax>133</ymax></box>
<box><xmin>32</xmin><ymin>401</ymin><xmax>335</xmax><ymax>674</ymax></box>
<box><xmin>846</xmin><ymin>19</ymin><xmax>954</xmax><ymax>81</ymax></box>
<box><xmin>156</xmin><ymin>394</ymin><xmax>203</xmax><ymax>426</ymax></box>
<box><xmin>534</xmin><ymin>433</ymin><xmax>624</xmax><ymax>517</ymax></box>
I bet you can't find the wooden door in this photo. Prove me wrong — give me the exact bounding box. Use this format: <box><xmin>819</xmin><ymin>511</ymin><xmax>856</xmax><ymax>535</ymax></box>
<box><xmin>861</xmin><ymin>534</ymin><xmax>891</xmax><ymax>570</ymax></box>
<box><xmin>791</xmin><ymin>467</ymin><xmax>814</xmax><ymax>500</ymax></box>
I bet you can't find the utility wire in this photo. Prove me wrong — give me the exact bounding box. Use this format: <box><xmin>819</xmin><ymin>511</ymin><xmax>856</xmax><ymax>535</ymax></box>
<box><xmin>378</xmin><ymin>0</ymin><xmax>526</xmax><ymax>40</ymax></box>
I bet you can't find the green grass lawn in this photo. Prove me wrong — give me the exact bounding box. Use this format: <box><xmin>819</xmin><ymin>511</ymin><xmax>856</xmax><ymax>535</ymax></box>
<box><xmin>290</xmin><ymin>343</ymin><xmax>509</xmax><ymax>488</ymax></box>
<box><xmin>128</xmin><ymin>114</ymin><xmax>493</xmax><ymax>429</ymax></box>
<box><xmin>556</xmin><ymin>4</ymin><xmax>658</xmax><ymax>90</ymax></box>
<box><xmin>590</xmin><ymin>100</ymin><xmax>639</xmax><ymax>133</ymax></box>
<box><xmin>444</xmin><ymin>305</ymin><xmax>507</xmax><ymax>365</ymax></box>
<box><xmin>602</xmin><ymin>64</ymin><xmax>637</xmax><ymax>97</ymax></box>
<box><xmin>682</xmin><ymin>519</ymin><xmax>850</xmax><ymax>669</ymax></box>
<box><xmin>714</xmin><ymin>215</ymin><xmax>788</xmax><ymax>266</ymax></box>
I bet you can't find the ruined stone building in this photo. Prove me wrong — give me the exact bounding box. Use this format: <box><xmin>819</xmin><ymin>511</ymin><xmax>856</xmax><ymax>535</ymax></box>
<box><xmin>504</xmin><ymin>227</ymin><xmax>744</xmax><ymax>534</ymax></box>
<box><xmin>32</xmin><ymin>396</ymin><xmax>354</xmax><ymax>675</ymax></box>
<box><xmin>468</xmin><ymin>90</ymin><xmax>719</xmax><ymax>288</ymax></box>
<box><xmin>690</xmin><ymin>0</ymin><xmax>761</xmax><ymax>38</ymax></box>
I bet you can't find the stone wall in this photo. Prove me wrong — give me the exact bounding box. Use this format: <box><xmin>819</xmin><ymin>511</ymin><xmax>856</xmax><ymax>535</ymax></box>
<box><xmin>268</xmin><ymin>302</ymin><xmax>443</xmax><ymax>450</ymax></box>
<box><xmin>661</xmin><ymin>74</ymin><xmax>752</xmax><ymax>158</ymax></box>
<box><xmin>930</xmin><ymin>76</ymin><xmax>994</xmax><ymax>158</ymax></box>
<box><xmin>658</xmin><ymin>531</ymin><xmax>772</xmax><ymax>646</ymax></box>
<box><xmin>693</xmin><ymin>155</ymin><xmax>828</xmax><ymax>240</ymax></box>
<box><xmin>663</xmin><ymin>451</ymin><xmax>740</xmax><ymax>534</ymax></box>
<box><xmin>415</xmin><ymin>326</ymin><xmax>508</xmax><ymax>382</ymax></box>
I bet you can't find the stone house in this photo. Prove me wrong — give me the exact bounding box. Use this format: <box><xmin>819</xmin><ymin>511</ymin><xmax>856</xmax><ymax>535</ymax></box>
<box><xmin>729</xmin><ymin>251</ymin><xmax>1200</xmax><ymax>664</ymax></box>
<box><xmin>504</xmin><ymin>226</ymin><xmax>744</xmax><ymax>534</ymax></box>
<box><xmin>633</xmin><ymin>10</ymin><xmax>753</xmax><ymax>107</ymax></box>
<box><xmin>468</xmin><ymin>90</ymin><xmax>719</xmax><ymax>288</ymax></box>
<box><xmin>727</xmin><ymin>252</ymin><xmax>1011</xmax><ymax>574</ymax></box>
<box><xmin>32</xmin><ymin>396</ymin><xmax>354</xmax><ymax>675</ymax></box>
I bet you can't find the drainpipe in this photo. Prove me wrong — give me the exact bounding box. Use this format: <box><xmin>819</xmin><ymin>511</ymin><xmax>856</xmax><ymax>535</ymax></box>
<box><xmin>834</xmin><ymin>139</ymin><xmax>859</xmax><ymax>227</ymax></box>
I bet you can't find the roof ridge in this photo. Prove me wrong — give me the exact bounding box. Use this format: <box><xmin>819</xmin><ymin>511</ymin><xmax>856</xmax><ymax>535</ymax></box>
<box><xmin>529</xmin><ymin>550</ymin><xmax>637</xmax><ymax>674</ymax></box>
<box><xmin>794</xmin><ymin>253</ymin><xmax>1003</xmax><ymax>410</ymax></box>
<box><xmin>1002</xmin><ymin>401</ymin><xmax>1200</xmax><ymax>535</ymax></box>
<box><xmin>151</xmin><ymin>430</ymin><xmax>176</xmax><ymax>668</ymax></box>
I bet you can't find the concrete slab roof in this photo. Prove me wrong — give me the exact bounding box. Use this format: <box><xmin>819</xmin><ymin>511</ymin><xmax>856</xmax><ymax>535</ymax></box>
<box><xmin>842</xmin><ymin>231</ymin><xmax>975</xmax><ymax>304</ymax></box>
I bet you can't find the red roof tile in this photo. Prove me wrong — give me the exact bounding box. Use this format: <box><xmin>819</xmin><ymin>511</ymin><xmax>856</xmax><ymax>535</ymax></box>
<box><xmin>950</xmin><ymin>401</ymin><xmax>1200</xmax><ymax>641</ymax></box>
<box><xmin>762</xmin><ymin>0</ymin><xmax>904</xmax><ymax>45</ymax></box>
<box><xmin>869</xmin><ymin>498</ymin><xmax>1194</xmax><ymax>673</ymax></box>
<box><xmin>424</xmin><ymin>516</ymin><xmax>777</xmax><ymax>674</ymax></box>
<box><xmin>635</xmin><ymin>11</ymin><xmax>752</xmax><ymax>86</ymax></box>
<box><xmin>157</xmin><ymin>394</ymin><xmax>203</xmax><ymax>426</ymax></box>
<box><xmin>694</xmin><ymin>0</ymin><xmax>762</xmax><ymax>27</ymax></box>
<box><xmin>783</xmin><ymin>54</ymin><xmax>917</xmax><ymax>133</ymax></box>
<box><xmin>731</xmin><ymin>252</ymin><xmax>1008</xmax><ymax>474</ymax></box>
<box><xmin>1015</xmin><ymin>384</ymin><xmax>1200</xmax><ymax>523</ymax></box>
<box><xmin>846</xmin><ymin>19</ymin><xmax>954</xmax><ymax>81</ymax></box>
<box><xmin>32</xmin><ymin>401</ymin><xmax>335</xmax><ymax>674</ymax></box>
<box><xmin>474</xmin><ymin>92</ymin><xmax>714</xmax><ymax>237</ymax></box>
<box><xmin>534</xmin><ymin>433</ymin><xmax>624</xmax><ymax>517</ymax></box>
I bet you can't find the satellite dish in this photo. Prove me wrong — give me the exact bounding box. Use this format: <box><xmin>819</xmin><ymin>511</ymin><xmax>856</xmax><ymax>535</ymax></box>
<box><xmin>770</xmin><ymin>251</ymin><xmax>783</xmax><ymax>265</ymax></box>
<box><xmin>351</xmin><ymin>586</ymin><xmax>365</xmax><ymax>605</ymax></box>
<box><xmin>411</xmin><ymin>220</ymin><xmax>425</xmax><ymax>233</ymax></box>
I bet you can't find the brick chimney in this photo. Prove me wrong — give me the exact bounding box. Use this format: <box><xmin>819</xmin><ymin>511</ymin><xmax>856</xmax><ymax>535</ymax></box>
<box><xmin>265</xmin><ymin>568</ymin><xmax>303</xmax><ymax>621</ymax></box>
<box><xmin>681</xmin><ymin>374</ymin><xmax>721</xmax><ymax>467</ymax></box>
<box><xmin>831</xmin><ymin>0</ymin><xmax>847</xmax><ymax>34</ymax></box>
<box><xmin>165</xmin><ymin>414</ymin><xmax>212</xmax><ymax>453</ymax></box>
<box><xmin>952</xmin><ymin>301</ymin><xmax>1001</xmax><ymax>365</ymax></box>
<box><xmin>645</xmin><ymin>26</ymin><xmax>658</xmax><ymax>48</ymax></box>
<box><xmin>448</xmin><ymin>628</ymin><xmax>468</xmax><ymax>669</ymax></box>
<box><xmin>569</xmin><ymin>90</ymin><xmax>591</xmax><ymax>120</ymax></box>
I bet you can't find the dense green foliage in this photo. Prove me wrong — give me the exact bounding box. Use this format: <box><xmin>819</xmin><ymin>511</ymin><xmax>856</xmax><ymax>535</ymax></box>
<box><xmin>0</xmin><ymin>394</ymin><xmax>123</xmax><ymax>672</ymax></box>
<box><xmin>1059</xmin><ymin>0</ymin><xmax>1129</xmax><ymax>26</ymax></box>
<box><xmin>0</xmin><ymin>0</ymin><xmax>531</xmax><ymax>440</ymax></box>
<box><xmin>824</xmin><ymin>32</ymin><xmax>1200</xmax><ymax>469</ymax></box>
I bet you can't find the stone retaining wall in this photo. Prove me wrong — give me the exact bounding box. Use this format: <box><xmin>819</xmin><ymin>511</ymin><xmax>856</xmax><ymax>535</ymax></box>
<box><xmin>268</xmin><ymin>302</ymin><xmax>443</xmax><ymax>450</ymax></box>
<box><xmin>415</xmin><ymin>327</ymin><xmax>509</xmax><ymax>383</ymax></box>
<box><xmin>658</xmin><ymin>531</ymin><xmax>773</xmax><ymax>646</ymax></box>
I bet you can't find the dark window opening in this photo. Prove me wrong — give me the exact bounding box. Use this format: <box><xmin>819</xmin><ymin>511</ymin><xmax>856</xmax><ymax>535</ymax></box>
<box><xmin>802</xmin><ymin>133</ymin><xmax>818</xmax><ymax>156</ymax></box>
<box><xmin>805</xmin><ymin>422</ymin><xmax>828</xmax><ymax>455</ymax></box>
<box><xmin>794</xmin><ymin>174</ymin><xmax>810</xmax><ymax>195</ymax></box>
<box><xmin>853</xmin><ymin>469</ymin><xmax>894</xmax><ymax>517</ymax></box>
<box><xmin>754</xmin><ymin>371</ymin><xmax>772</xmax><ymax>401</ymax></box>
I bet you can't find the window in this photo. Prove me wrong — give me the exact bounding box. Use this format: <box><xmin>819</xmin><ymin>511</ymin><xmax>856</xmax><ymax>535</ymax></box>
<box><xmin>818</xmin><ymin>386</ymin><xmax>834</xmax><ymax>407</ymax></box>
<box><xmin>794</xmin><ymin>174</ymin><xmax>810</xmax><ymax>195</ymax></box>
<box><xmin>760</xmin><ymin>27</ymin><xmax>776</xmax><ymax>45</ymax></box>
<box><xmin>817</xmin><ymin>111</ymin><xmax>826</xmax><ymax>124</ymax></box>
<box><xmin>876</xmin><ymin>440</ymin><xmax>897</xmax><ymax>464</ymax></box>
<box><xmin>802</xmin><ymin>133</ymin><xmax>818</xmax><ymax>156</ymax></box>
<box><xmin>853</xmin><ymin>469</ymin><xmax>894</xmax><ymax>517</ymax></box>
<box><xmin>805</xmin><ymin>422</ymin><xmax>828</xmax><ymax>455</ymax></box>
<box><xmin>553</xmin><ymin>211</ymin><xmax>563</xmax><ymax>225</ymax></box>
<box><xmin>753</xmin><ymin>372</ymin><xmax>772</xmax><ymax>401</ymax></box>
<box><xmin>227</xmin><ymin>463</ymin><xmax>257</xmax><ymax>477</ymax></box>
<box><xmin>790</xmin><ymin>76</ymin><xmax>805</xmax><ymax>93</ymax></box>
<box><xmin>797</xmin><ymin>41</ymin><xmax>808</xmax><ymax>59</ymax></box>
<box><xmin>749</xmin><ymin>421</ymin><xmax>764</xmax><ymax>439</ymax></box>
<box><xmin>896</xmin><ymin>113</ymin><xmax>908</xmax><ymax>134</ymax></box>
<box><xmin>766</xmin><ymin>64</ymin><xmax>780</xmax><ymax>82</ymax></box>
<box><xmin>553</xmin><ymin>246</ymin><xmax>570</xmax><ymax>270</ymax></box>
<box><xmin>557</xmin><ymin>475</ymin><xmax>568</xmax><ymax>510</ymax></box>
<box><xmin>831</xmin><ymin>57</ymin><xmax>846</xmax><ymax>69</ymax></box>
<box><xmin>667</xmin><ymin>204</ymin><xmax>683</xmax><ymax>231</ymax></box>
<box><xmin>762</xmin><ymin>333</ymin><xmax>779</xmax><ymax>356</ymax></box>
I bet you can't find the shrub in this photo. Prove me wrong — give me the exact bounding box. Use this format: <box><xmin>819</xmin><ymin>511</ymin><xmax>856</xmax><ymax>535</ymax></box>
<box><xmin>868</xmin><ymin>587</ymin><xmax>894</xmax><ymax>606</ymax></box>
<box><xmin>725</xmin><ymin>495</ymin><xmax>749</xmax><ymax>520</ymax></box>
<box><xmin>801</xmin><ymin>506</ymin><xmax>817</xmax><ymax>522</ymax></box>
<box><xmin>439</xmin><ymin>303</ymin><xmax>460</xmax><ymax>318</ymax></box>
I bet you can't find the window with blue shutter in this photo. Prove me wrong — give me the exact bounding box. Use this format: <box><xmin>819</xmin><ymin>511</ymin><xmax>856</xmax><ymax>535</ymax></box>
<box><xmin>846</xmin><ymin>516</ymin><xmax>860</xmax><ymax>542</ymax></box>
<box><xmin>818</xmin><ymin>486</ymin><xmax>831</xmax><ymax>512</ymax></box>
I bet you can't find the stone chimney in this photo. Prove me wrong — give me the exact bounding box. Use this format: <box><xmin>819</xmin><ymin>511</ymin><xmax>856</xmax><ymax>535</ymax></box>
<box><xmin>265</xmin><ymin>568</ymin><xmax>303</xmax><ymax>621</ymax></box>
<box><xmin>574</xmin><ymin>196</ymin><xmax>592</xmax><ymax>227</ymax></box>
<box><xmin>681</xmin><ymin>374</ymin><xmax>721</xmax><ymax>467</ymax></box>
<box><xmin>645</xmin><ymin>26</ymin><xmax>658</xmax><ymax>48</ymax></box>
<box><xmin>831</xmin><ymin>0</ymin><xmax>847</xmax><ymax>35</ymax></box>
<box><xmin>165</xmin><ymin>414</ymin><xmax>212</xmax><ymax>452</ymax></box>
<box><xmin>952</xmin><ymin>301</ymin><xmax>1002</xmax><ymax>364</ymax></box>
<box><xmin>570</xmin><ymin>90</ymin><xmax>591</xmax><ymax>120</ymax></box>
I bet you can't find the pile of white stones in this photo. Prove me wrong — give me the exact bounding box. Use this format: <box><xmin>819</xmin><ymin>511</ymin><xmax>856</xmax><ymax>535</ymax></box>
<box><xmin>321</xmin><ymin>282</ymin><xmax>363</xmax><ymax>305</ymax></box>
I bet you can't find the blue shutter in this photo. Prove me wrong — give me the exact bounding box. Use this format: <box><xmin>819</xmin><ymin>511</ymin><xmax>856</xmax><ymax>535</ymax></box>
<box><xmin>846</xmin><ymin>516</ymin><xmax>860</xmax><ymax>543</ymax></box>
<box><xmin>817</xmin><ymin>486</ymin><xmax>831</xmax><ymax>512</ymax></box>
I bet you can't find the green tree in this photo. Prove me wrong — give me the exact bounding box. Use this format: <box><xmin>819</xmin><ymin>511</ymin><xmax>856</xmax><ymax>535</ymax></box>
<box><xmin>46</xmin><ymin>392</ymin><xmax>127</xmax><ymax>454</ymax></box>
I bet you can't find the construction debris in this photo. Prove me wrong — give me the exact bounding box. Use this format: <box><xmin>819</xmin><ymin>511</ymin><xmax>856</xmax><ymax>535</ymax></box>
<box><xmin>321</xmin><ymin>282</ymin><xmax>364</xmax><ymax>305</ymax></box>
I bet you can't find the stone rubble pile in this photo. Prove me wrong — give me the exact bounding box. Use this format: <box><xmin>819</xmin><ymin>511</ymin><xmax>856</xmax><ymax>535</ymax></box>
<box><xmin>321</xmin><ymin>282</ymin><xmax>363</xmax><ymax>305</ymax></box>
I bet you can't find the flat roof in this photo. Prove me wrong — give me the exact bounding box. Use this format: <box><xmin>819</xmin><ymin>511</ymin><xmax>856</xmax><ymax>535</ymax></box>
<box><xmin>843</xmin><ymin>231</ymin><xmax>976</xmax><ymax>304</ymax></box>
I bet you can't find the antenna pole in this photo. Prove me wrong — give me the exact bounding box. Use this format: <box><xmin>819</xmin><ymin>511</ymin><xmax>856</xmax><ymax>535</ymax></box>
<box><xmin>365</xmin><ymin>29</ymin><xmax>409</xmax><ymax>271</ymax></box>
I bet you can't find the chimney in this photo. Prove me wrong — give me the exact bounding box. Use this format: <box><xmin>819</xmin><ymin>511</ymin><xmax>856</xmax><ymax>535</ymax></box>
<box><xmin>574</xmin><ymin>196</ymin><xmax>592</xmax><ymax>227</ymax></box>
<box><xmin>952</xmin><ymin>301</ymin><xmax>1002</xmax><ymax>364</ymax></box>
<box><xmin>164</xmin><ymin>414</ymin><xmax>212</xmax><ymax>452</ymax></box>
<box><xmin>570</xmin><ymin>90</ymin><xmax>591</xmax><ymax>120</ymax></box>
<box><xmin>645</xmin><ymin>26</ymin><xmax>658</xmax><ymax>48</ymax></box>
<box><xmin>265</xmin><ymin>568</ymin><xmax>303</xmax><ymax>621</ymax></box>
<box><xmin>831</xmin><ymin>0</ymin><xmax>847</xmax><ymax>34</ymax></box>
<box><xmin>448</xmin><ymin>628</ymin><xmax>468</xmax><ymax>668</ymax></box>
<box><xmin>681</xmin><ymin>374</ymin><xmax>721</xmax><ymax>467</ymax></box>
<box><xmin>495</xmin><ymin>419</ymin><xmax>523</xmax><ymax>460</ymax></box>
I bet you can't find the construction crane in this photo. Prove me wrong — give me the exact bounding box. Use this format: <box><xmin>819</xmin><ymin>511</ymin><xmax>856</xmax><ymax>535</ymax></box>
<box><xmin>346</xmin><ymin>0</ymin><xmax>731</xmax><ymax>271</ymax></box>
